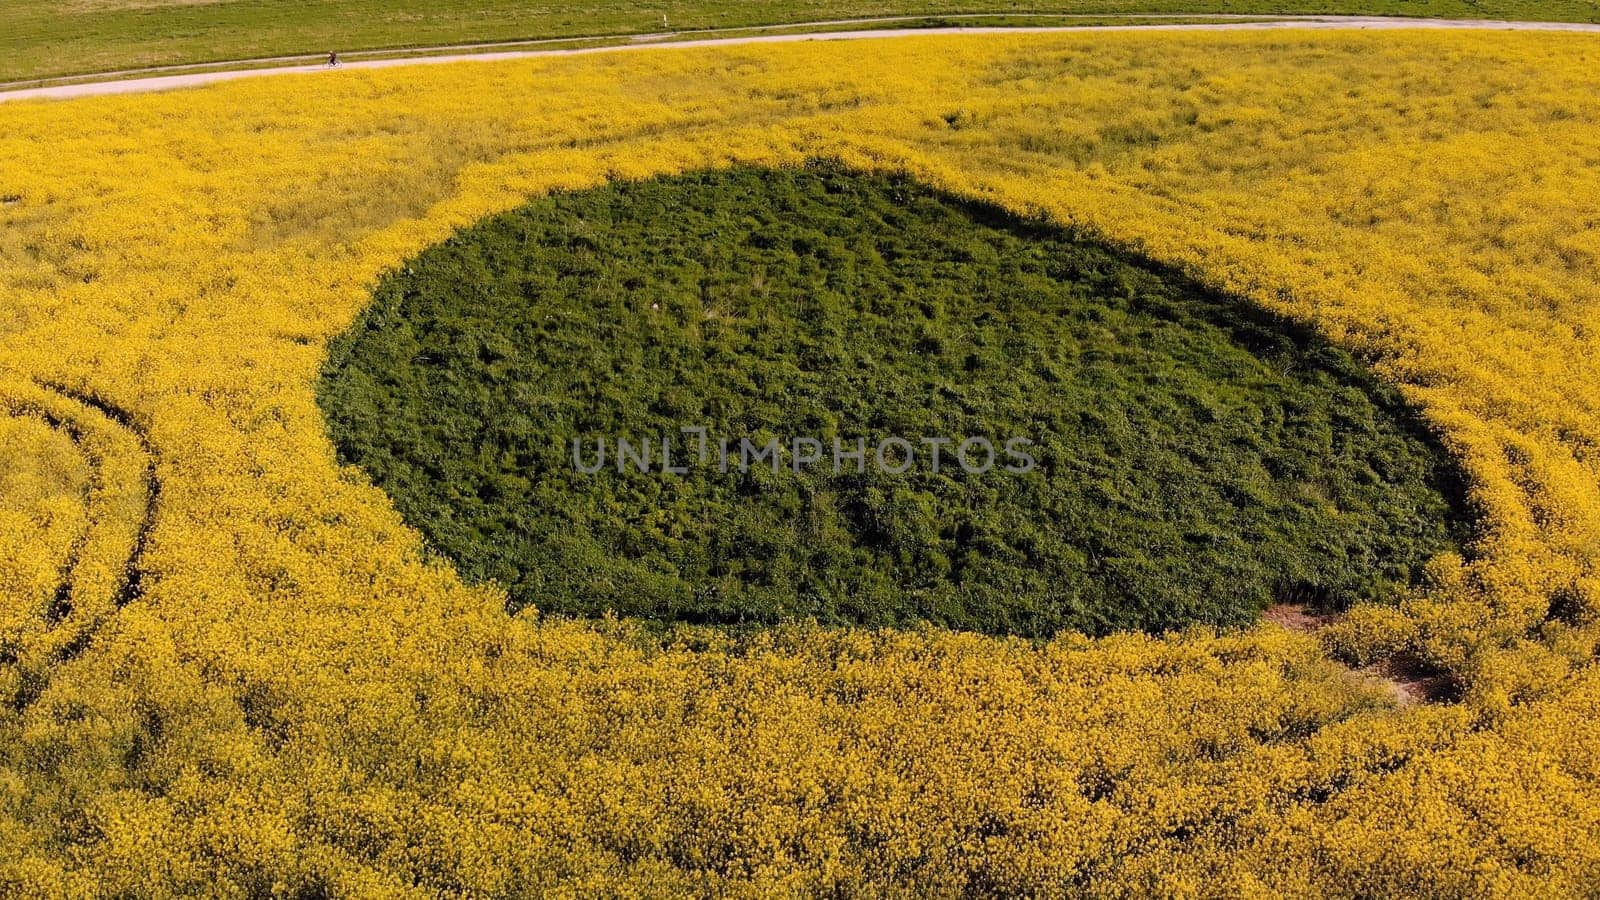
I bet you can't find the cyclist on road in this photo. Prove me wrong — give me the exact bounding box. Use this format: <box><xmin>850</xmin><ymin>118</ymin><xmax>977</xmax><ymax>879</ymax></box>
<box><xmin>327</xmin><ymin>51</ymin><xmax>340</xmax><ymax>67</ymax></box>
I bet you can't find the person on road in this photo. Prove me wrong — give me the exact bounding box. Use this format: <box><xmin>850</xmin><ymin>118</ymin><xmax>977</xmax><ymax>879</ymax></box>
<box><xmin>327</xmin><ymin>51</ymin><xmax>340</xmax><ymax>67</ymax></box>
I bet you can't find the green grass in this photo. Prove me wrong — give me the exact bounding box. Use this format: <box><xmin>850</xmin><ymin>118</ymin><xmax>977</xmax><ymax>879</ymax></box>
<box><xmin>318</xmin><ymin>166</ymin><xmax>1470</xmax><ymax>637</ymax></box>
<box><xmin>3</xmin><ymin>0</ymin><xmax>1598</xmax><ymax>84</ymax></box>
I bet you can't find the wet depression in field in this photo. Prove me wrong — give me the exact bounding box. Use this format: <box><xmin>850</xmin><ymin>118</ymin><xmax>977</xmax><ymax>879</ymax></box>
<box><xmin>317</xmin><ymin>167</ymin><xmax>1470</xmax><ymax>637</ymax></box>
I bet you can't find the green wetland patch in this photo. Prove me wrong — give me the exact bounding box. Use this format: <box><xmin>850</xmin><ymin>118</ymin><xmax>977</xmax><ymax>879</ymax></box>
<box><xmin>318</xmin><ymin>166</ymin><xmax>1470</xmax><ymax>637</ymax></box>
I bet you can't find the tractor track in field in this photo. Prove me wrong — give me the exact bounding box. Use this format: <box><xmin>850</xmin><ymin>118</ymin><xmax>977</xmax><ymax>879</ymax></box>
<box><xmin>3</xmin><ymin>382</ymin><xmax>159</xmax><ymax>710</ymax></box>
<box><xmin>39</xmin><ymin>382</ymin><xmax>161</xmax><ymax>613</ymax></box>
<box><xmin>3</xmin><ymin>15</ymin><xmax>1600</xmax><ymax>104</ymax></box>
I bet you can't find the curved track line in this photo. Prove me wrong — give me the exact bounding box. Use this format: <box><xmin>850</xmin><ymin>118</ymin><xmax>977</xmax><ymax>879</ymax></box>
<box><xmin>39</xmin><ymin>383</ymin><xmax>161</xmax><ymax>613</ymax></box>
<box><xmin>3</xmin><ymin>16</ymin><xmax>1600</xmax><ymax>104</ymax></box>
<box><xmin>2</xmin><ymin>383</ymin><xmax>159</xmax><ymax>709</ymax></box>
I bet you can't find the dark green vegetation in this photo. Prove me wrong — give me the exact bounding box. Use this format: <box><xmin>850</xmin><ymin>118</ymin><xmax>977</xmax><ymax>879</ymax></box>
<box><xmin>319</xmin><ymin>166</ymin><xmax>1469</xmax><ymax>637</ymax></box>
<box><xmin>3</xmin><ymin>1</ymin><xmax>1597</xmax><ymax>84</ymax></box>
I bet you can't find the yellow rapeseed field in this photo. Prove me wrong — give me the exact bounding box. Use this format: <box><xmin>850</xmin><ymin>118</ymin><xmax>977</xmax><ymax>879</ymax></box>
<box><xmin>2</xmin><ymin>29</ymin><xmax>1600</xmax><ymax>896</ymax></box>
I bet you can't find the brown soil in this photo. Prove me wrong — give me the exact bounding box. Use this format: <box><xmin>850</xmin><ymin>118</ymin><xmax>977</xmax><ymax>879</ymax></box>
<box><xmin>1263</xmin><ymin>603</ymin><xmax>1455</xmax><ymax>706</ymax></box>
<box><xmin>1359</xmin><ymin>651</ymin><xmax>1458</xmax><ymax>706</ymax></box>
<box><xmin>1261</xmin><ymin>603</ymin><xmax>1339</xmax><ymax>633</ymax></box>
